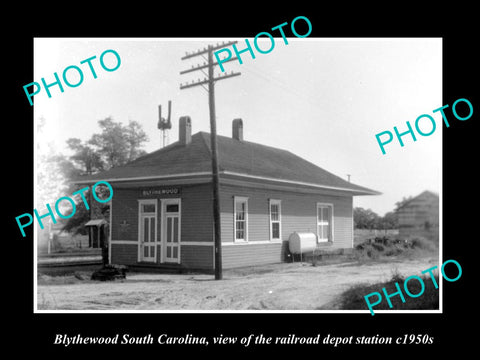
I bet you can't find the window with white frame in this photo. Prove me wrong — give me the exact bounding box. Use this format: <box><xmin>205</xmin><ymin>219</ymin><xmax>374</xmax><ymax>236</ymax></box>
<box><xmin>317</xmin><ymin>203</ymin><xmax>333</xmax><ymax>243</ymax></box>
<box><xmin>234</xmin><ymin>197</ymin><xmax>248</xmax><ymax>241</ymax></box>
<box><xmin>269</xmin><ymin>199</ymin><xmax>281</xmax><ymax>240</ymax></box>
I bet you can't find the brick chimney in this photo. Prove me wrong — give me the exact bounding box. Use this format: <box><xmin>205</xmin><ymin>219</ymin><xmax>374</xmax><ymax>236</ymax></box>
<box><xmin>179</xmin><ymin>116</ymin><xmax>192</xmax><ymax>145</ymax></box>
<box><xmin>232</xmin><ymin>118</ymin><xmax>243</xmax><ymax>141</ymax></box>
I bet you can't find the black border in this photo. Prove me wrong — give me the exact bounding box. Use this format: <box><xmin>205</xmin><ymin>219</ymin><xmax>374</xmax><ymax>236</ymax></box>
<box><xmin>8</xmin><ymin>4</ymin><xmax>478</xmax><ymax>356</ymax></box>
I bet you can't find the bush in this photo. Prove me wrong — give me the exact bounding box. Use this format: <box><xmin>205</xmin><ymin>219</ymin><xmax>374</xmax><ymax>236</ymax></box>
<box><xmin>371</xmin><ymin>243</ymin><xmax>385</xmax><ymax>252</ymax></box>
<box><xmin>354</xmin><ymin>243</ymin><xmax>381</xmax><ymax>260</ymax></box>
<box><xmin>408</xmin><ymin>236</ymin><xmax>437</xmax><ymax>252</ymax></box>
<box><xmin>384</xmin><ymin>246</ymin><xmax>403</xmax><ymax>257</ymax></box>
<box><xmin>353</xmin><ymin>235</ymin><xmax>437</xmax><ymax>261</ymax></box>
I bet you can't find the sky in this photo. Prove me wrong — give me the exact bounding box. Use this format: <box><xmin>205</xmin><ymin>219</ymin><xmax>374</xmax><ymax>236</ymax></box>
<box><xmin>33</xmin><ymin>37</ymin><xmax>442</xmax><ymax>216</ymax></box>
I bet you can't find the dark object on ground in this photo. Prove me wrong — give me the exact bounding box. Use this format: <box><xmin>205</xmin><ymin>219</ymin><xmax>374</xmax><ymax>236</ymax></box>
<box><xmin>91</xmin><ymin>264</ymin><xmax>128</xmax><ymax>281</ymax></box>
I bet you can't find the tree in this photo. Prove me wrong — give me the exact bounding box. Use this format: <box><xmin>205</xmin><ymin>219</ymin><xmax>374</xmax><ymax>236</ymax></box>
<box><xmin>378</xmin><ymin>211</ymin><xmax>398</xmax><ymax>230</ymax></box>
<box><xmin>395</xmin><ymin>196</ymin><xmax>413</xmax><ymax>211</ymax></box>
<box><xmin>66</xmin><ymin>117</ymin><xmax>148</xmax><ymax>174</ymax></box>
<box><xmin>87</xmin><ymin>117</ymin><xmax>148</xmax><ymax>170</ymax></box>
<box><xmin>61</xmin><ymin>193</ymin><xmax>110</xmax><ymax>235</ymax></box>
<box><xmin>66</xmin><ymin>138</ymin><xmax>104</xmax><ymax>175</ymax></box>
<box><xmin>124</xmin><ymin>120</ymin><xmax>149</xmax><ymax>162</ymax></box>
<box><xmin>354</xmin><ymin>207</ymin><xmax>380</xmax><ymax>230</ymax></box>
<box><xmin>354</xmin><ymin>208</ymin><xmax>400</xmax><ymax>230</ymax></box>
<box><xmin>36</xmin><ymin>117</ymin><xmax>69</xmax><ymax>208</ymax></box>
<box><xmin>63</xmin><ymin>117</ymin><xmax>148</xmax><ymax>177</ymax></box>
<box><xmin>61</xmin><ymin>117</ymin><xmax>148</xmax><ymax>235</ymax></box>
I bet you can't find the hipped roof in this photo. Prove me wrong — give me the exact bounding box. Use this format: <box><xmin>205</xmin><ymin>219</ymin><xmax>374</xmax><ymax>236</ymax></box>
<box><xmin>75</xmin><ymin>132</ymin><xmax>379</xmax><ymax>196</ymax></box>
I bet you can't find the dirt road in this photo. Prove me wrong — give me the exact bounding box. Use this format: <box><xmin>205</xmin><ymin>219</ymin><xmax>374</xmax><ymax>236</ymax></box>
<box><xmin>37</xmin><ymin>256</ymin><xmax>439</xmax><ymax>311</ymax></box>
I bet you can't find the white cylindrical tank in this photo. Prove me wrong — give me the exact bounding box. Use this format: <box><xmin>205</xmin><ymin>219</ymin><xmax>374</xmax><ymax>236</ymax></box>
<box><xmin>288</xmin><ymin>232</ymin><xmax>317</xmax><ymax>254</ymax></box>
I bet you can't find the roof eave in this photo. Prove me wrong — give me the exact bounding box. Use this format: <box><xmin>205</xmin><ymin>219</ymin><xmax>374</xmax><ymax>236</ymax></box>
<box><xmin>72</xmin><ymin>171</ymin><xmax>213</xmax><ymax>185</ymax></box>
<box><xmin>221</xmin><ymin>171</ymin><xmax>381</xmax><ymax>195</ymax></box>
<box><xmin>72</xmin><ymin>171</ymin><xmax>380</xmax><ymax>196</ymax></box>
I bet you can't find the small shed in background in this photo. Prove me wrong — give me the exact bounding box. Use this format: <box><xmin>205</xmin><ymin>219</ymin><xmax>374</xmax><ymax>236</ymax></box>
<box><xmin>397</xmin><ymin>190</ymin><xmax>439</xmax><ymax>241</ymax></box>
<box><xmin>85</xmin><ymin>219</ymin><xmax>108</xmax><ymax>248</ymax></box>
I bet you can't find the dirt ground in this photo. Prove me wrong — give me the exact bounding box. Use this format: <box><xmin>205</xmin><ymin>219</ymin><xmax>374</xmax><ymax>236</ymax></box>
<box><xmin>37</xmin><ymin>256</ymin><xmax>439</xmax><ymax>311</ymax></box>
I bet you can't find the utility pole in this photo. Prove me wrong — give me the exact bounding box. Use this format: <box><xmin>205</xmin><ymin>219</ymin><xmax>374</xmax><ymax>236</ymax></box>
<box><xmin>180</xmin><ymin>42</ymin><xmax>241</xmax><ymax>280</ymax></box>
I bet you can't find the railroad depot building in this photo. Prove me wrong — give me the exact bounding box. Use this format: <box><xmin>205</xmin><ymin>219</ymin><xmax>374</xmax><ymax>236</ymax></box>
<box><xmin>76</xmin><ymin>118</ymin><xmax>379</xmax><ymax>271</ymax></box>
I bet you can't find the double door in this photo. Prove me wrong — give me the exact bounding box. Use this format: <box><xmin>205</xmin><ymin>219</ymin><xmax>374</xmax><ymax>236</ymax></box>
<box><xmin>139</xmin><ymin>199</ymin><xmax>181</xmax><ymax>263</ymax></box>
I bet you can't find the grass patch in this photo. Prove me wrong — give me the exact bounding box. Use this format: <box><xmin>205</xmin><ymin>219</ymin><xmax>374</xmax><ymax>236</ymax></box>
<box><xmin>337</xmin><ymin>271</ymin><xmax>439</xmax><ymax>312</ymax></box>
